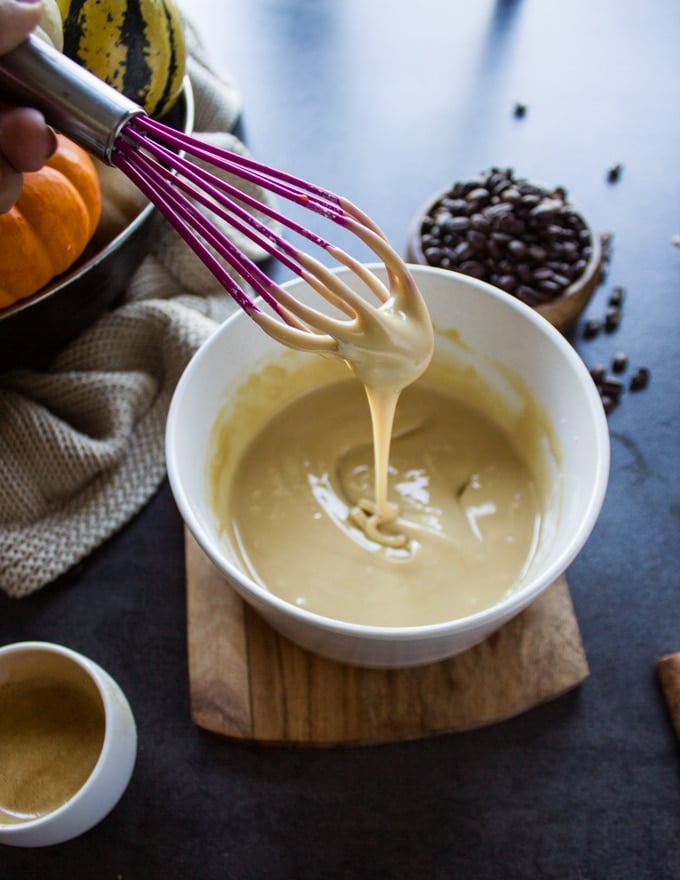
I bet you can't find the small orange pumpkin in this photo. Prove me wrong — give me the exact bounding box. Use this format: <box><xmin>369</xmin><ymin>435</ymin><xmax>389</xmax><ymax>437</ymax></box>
<box><xmin>0</xmin><ymin>134</ymin><xmax>102</xmax><ymax>309</ymax></box>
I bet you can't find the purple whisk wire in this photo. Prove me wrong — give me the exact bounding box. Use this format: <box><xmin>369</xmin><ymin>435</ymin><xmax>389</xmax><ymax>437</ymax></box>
<box><xmin>134</xmin><ymin>115</ymin><xmax>350</xmax><ymax>231</ymax></box>
<box><xmin>0</xmin><ymin>33</ymin><xmax>411</xmax><ymax>353</ymax></box>
<box><xmin>111</xmin><ymin>114</ymin><xmax>364</xmax><ymax>328</ymax></box>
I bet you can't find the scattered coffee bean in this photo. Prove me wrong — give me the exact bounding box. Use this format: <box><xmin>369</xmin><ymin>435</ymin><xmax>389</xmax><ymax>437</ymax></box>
<box><xmin>513</xmin><ymin>102</ymin><xmax>527</xmax><ymax>118</ymax></box>
<box><xmin>582</xmin><ymin>282</ymin><xmax>651</xmax><ymax>414</ymax></box>
<box><xmin>605</xmin><ymin>305</ymin><xmax>621</xmax><ymax>332</ymax></box>
<box><xmin>583</xmin><ymin>317</ymin><xmax>602</xmax><ymax>339</ymax></box>
<box><xmin>607</xmin><ymin>163</ymin><xmax>623</xmax><ymax>183</ymax></box>
<box><xmin>609</xmin><ymin>286</ymin><xmax>625</xmax><ymax>306</ymax></box>
<box><xmin>612</xmin><ymin>352</ymin><xmax>628</xmax><ymax>373</ymax></box>
<box><xmin>418</xmin><ymin>168</ymin><xmax>594</xmax><ymax>304</ymax></box>
<box><xmin>601</xmin><ymin>394</ymin><xmax>618</xmax><ymax>415</ymax></box>
<box><xmin>589</xmin><ymin>364</ymin><xmax>607</xmax><ymax>384</ymax></box>
<box><xmin>598</xmin><ymin>232</ymin><xmax>613</xmax><ymax>282</ymax></box>
<box><xmin>600</xmin><ymin>377</ymin><xmax>625</xmax><ymax>401</ymax></box>
<box><xmin>629</xmin><ymin>367</ymin><xmax>651</xmax><ymax>391</ymax></box>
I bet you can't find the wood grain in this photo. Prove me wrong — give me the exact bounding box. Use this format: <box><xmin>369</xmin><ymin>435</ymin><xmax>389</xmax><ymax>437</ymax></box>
<box><xmin>656</xmin><ymin>652</ymin><xmax>680</xmax><ymax>740</ymax></box>
<box><xmin>185</xmin><ymin>530</ymin><xmax>588</xmax><ymax>745</ymax></box>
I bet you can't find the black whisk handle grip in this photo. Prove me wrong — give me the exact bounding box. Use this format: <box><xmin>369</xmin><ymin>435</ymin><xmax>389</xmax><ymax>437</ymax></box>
<box><xmin>0</xmin><ymin>34</ymin><xmax>143</xmax><ymax>162</ymax></box>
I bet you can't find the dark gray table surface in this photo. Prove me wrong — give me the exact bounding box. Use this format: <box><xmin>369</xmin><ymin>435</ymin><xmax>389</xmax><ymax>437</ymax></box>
<box><xmin>1</xmin><ymin>1</ymin><xmax>679</xmax><ymax>877</ymax></box>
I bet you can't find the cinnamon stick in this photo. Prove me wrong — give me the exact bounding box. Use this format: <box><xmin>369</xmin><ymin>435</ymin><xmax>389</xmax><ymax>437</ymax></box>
<box><xmin>656</xmin><ymin>652</ymin><xmax>680</xmax><ymax>740</ymax></box>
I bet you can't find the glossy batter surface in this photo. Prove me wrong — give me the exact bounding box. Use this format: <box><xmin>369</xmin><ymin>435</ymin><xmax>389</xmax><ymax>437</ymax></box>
<box><xmin>214</xmin><ymin>379</ymin><xmax>541</xmax><ymax>626</ymax></box>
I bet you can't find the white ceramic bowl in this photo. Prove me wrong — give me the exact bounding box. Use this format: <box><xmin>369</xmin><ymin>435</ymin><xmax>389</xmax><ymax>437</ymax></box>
<box><xmin>166</xmin><ymin>265</ymin><xmax>609</xmax><ymax>668</ymax></box>
<box><xmin>0</xmin><ymin>642</ymin><xmax>137</xmax><ymax>847</ymax></box>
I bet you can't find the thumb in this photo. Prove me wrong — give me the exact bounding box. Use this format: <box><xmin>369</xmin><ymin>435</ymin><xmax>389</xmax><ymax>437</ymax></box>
<box><xmin>0</xmin><ymin>0</ymin><xmax>44</xmax><ymax>56</ymax></box>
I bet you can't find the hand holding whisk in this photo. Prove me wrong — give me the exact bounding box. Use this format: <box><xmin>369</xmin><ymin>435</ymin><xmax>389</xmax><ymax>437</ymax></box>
<box><xmin>0</xmin><ymin>35</ymin><xmax>433</xmax><ymax>388</ymax></box>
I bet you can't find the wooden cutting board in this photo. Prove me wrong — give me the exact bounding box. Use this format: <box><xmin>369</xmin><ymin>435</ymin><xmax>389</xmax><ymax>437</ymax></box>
<box><xmin>185</xmin><ymin>530</ymin><xmax>588</xmax><ymax>746</ymax></box>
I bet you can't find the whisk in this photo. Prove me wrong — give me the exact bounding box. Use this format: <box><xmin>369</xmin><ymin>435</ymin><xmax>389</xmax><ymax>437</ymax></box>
<box><xmin>0</xmin><ymin>35</ymin><xmax>431</xmax><ymax>364</ymax></box>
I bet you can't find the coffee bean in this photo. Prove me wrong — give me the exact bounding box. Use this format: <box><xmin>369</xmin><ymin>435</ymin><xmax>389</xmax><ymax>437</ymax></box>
<box><xmin>531</xmin><ymin>198</ymin><xmax>564</xmax><ymax>219</ymax></box>
<box><xmin>498</xmin><ymin>274</ymin><xmax>518</xmax><ymax>292</ymax></box>
<box><xmin>605</xmin><ymin>305</ymin><xmax>621</xmax><ymax>332</ymax></box>
<box><xmin>508</xmin><ymin>239</ymin><xmax>528</xmax><ymax>258</ymax></box>
<box><xmin>601</xmin><ymin>394</ymin><xmax>618</xmax><ymax>415</ymax></box>
<box><xmin>500</xmin><ymin>216</ymin><xmax>525</xmax><ymax>236</ymax></box>
<box><xmin>607</xmin><ymin>164</ymin><xmax>623</xmax><ymax>183</ymax></box>
<box><xmin>501</xmin><ymin>187</ymin><xmax>521</xmax><ymax>203</ymax></box>
<box><xmin>460</xmin><ymin>178</ymin><xmax>486</xmax><ymax>195</ymax></box>
<box><xmin>487</xmin><ymin>171</ymin><xmax>507</xmax><ymax>191</ymax></box>
<box><xmin>459</xmin><ymin>260</ymin><xmax>485</xmax><ymax>278</ymax></box>
<box><xmin>424</xmin><ymin>246</ymin><xmax>444</xmax><ymax>265</ymax></box>
<box><xmin>528</xmin><ymin>244</ymin><xmax>549</xmax><ymax>262</ymax></box>
<box><xmin>488</xmin><ymin>240</ymin><xmax>504</xmax><ymax>261</ymax></box>
<box><xmin>601</xmin><ymin>377</ymin><xmax>625</xmax><ymax>400</ymax></box>
<box><xmin>609</xmin><ymin>286</ymin><xmax>625</xmax><ymax>306</ymax></box>
<box><xmin>516</xmin><ymin>263</ymin><xmax>533</xmax><ymax>283</ymax></box>
<box><xmin>560</xmin><ymin>241</ymin><xmax>580</xmax><ymax>262</ymax></box>
<box><xmin>583</xmin><ymin>318</ymin><xmax>602</xmax><ymax>338</ymax></box>
<box><xmin>612</xmin><ymin>352</ymin><xmax>628</xmax><ymax>373</ymax></box>
<box><xmin>538</xmin><ymin>279</ymin><xmax>563</xmax><ymax>295</ymax></box>
<box><xmin>442</xmin><ymin>216</ymin><xmax>471</xmax><ymax>234</ymax></box>
<box><xmin>453</xmin><ymin>241</ymin><xmax>474</xmax><ymax>262</ymax></box>
<box><xmin>466</xmin><ymin>187</ymin><xmax>491</xmax><ymax>203</ymax></box>
<box><xmin>443</xmin><ymin>198</ymin><xmax>468</xmax><ymax>213</ymax></box>
<box><xmin>470</xmin><ymin>213</ymin><xmax>492</xmax><ymax>233</ymax></box>
<box><xmin>485</xmin><ymin>202</ymin><xmax>515</xmax><ymax>219</ymax></box>
<box><xmin>550</xmin><ymin>273</ymin><xmax>571</xmax><ymax>288</ymax></box>
<box><xmin>629</xmin><ymin>367</ymin><xmax>650</xmax><ymax>391</ymax></box>
<box><xmin>516</xmin><ymin>285</ymin><xmax>542</xmax><ymax>305</ymax></box>
<box><xmin>590</xmin><ymin>364</ymin><xmax>607</xmax><ymax>384</ymax></box>
<box><xmin>467</xmin><ymin>229</ymin><xmax>488</xmax><ymax>251</ymax></box>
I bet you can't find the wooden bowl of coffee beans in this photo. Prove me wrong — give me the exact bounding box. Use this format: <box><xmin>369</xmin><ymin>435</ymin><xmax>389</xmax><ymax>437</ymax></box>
<box><xmin>406</xmin><ymin>168</ymin><xmax>604</xmax><ymax>333</ymax></box>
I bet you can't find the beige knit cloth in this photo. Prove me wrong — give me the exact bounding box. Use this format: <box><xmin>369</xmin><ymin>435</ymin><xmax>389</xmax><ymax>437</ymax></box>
<box><xmin>0</xmin><ymin>23</ymin><xmax>277</xmax><ymax>597</ymax></box>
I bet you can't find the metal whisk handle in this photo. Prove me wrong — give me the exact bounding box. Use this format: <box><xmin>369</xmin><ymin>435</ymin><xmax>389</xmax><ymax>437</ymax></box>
<box><xmin>0</xmin><ymin>34</ymin><xmax>143</xmax><ymax>162</ymax></box>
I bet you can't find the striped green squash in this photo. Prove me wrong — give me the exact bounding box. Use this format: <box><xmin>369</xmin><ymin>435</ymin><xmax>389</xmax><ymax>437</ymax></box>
<box><xmin>56</xmin><ymin>0</ymin><xmax>187</xmax><ymax>117</ymax></box>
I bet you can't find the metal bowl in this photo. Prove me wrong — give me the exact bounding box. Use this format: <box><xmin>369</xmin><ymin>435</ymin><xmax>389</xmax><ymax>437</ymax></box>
<box><xmin>0</xmin><ymin>77</ymin><xmax>195</xmax><ymax>370</ymax></box>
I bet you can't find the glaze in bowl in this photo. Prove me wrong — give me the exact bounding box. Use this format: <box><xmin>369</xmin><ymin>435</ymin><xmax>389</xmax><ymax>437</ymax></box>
<box><xmin>166</xmin><ymin>265</ymin><xmax>609</xmax><ymax>668</ymax></box>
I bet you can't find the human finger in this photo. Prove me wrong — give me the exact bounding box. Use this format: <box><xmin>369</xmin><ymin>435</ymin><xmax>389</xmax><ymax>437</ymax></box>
<box><xmin>0</xmin><ymin>106</ymin><xmax>57</xmax><ymax>172</ymax></box>
<box><xmin>0</xmin><ymin>0</ymin><xmax>44</xmax><ymax>55</ymax></box>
